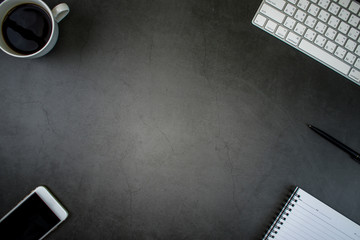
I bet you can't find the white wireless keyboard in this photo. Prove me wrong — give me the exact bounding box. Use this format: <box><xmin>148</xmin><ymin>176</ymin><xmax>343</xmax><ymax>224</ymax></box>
<box><xmin>253</xmin><ymin>0</ymin><xmax>360</xmax><ymax>86</ymax></box>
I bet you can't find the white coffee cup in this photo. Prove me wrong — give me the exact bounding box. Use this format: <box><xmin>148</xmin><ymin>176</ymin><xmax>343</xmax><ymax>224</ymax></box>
<box><xmin>0</xmin><ymin>0</ymin><xmax>69</xmax><ymax>58</ymax></box>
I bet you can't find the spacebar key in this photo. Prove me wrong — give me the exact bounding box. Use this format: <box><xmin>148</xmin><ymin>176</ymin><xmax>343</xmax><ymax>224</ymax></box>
<box><xmin>299</xmin><ymin>39</ymin><xmax>351</xmax><ymax>75</ymax></box>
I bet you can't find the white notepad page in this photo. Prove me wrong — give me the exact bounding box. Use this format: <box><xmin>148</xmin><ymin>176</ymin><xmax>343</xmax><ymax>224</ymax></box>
<box><xmin>264</xmin><ymin>187</ymin><xmax>360</xmax><ymax>240</ymax></box>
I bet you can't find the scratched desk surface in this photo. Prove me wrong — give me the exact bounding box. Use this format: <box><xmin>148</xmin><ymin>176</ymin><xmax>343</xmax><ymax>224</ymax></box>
<box><xmin>0</xmin><ymin>0</ymin><xmax>359</xmax><ymax>239</ymax></box>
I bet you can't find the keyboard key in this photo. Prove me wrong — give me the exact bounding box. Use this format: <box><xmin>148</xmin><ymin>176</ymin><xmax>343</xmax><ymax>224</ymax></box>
<box><xmin>328</xmin><ymin>16</ymin><xmax>340</xmax><ymax>28</ymax></box>
<box><xmin>348</xmin><ymin>15</ymin><xmax>360</xmax><ymax>27</ymax></box>
<box><xmin>318</xmin><ymin>0</ymin><xmax>330</xmax><ymax>9</ymax></box>
<box><xmin>349</xmin><ymin>1</ymin><xmax>360</xmax><ymax>14</ymax></box>
<box><xmin>294</xmin><ymin>23</ymin><xmax>306</xmax><ymax>35</ymax></box>
<box><xmin>284</xmin><ymin>16</ymin><xmax>296</xmax><ymax>29</ymax></box>
<box><xmin>315</xmin><ymin>21</ymin><xmax>327</xmax><ymax>34</ymax></box>
<box><xmin>354</xmin><ymin>58</ymin><xmax>360</xmax><ymax>69</ymax></box>
<box><xmin>276</xmin><ymin>26</ymin><xmax>288</xmax><ymax>38</ymax></box>
<box><xmin>286</xmin><ymin>32</ymin><xmax>301</xmax><ymax>45</ymax></box>
<box><xmin>307</xmin><ymin>3</ymin><xmax>320</xmax><ymax>16</ymax></box>
<box><xmin>335</xmin><ymin>33</ymin><xmax>347</xmax><ymax>45</ymax></box>
<box><xmin>265</xmin><ymin>20</ymin><xmax>278</xmax><ymax>32</ymax></box>
<box><xmin>315</xmin><ymin>35</ymin><xmax>327</xmax><ymax>47</ymax></box>
<box><xmin>338</xmin><ymin>0</ymin><xmax>351</xmax><ymax>8</ymax></box>
<box><xmin>325</xmin><ymin>27</ymin><xmax>337</xmax><ymax>40</ymax></box>
<box><xmin>355</xmin><ymin>45</ymin><xmax>360</xmax><ymax>56</ymax></box>
<box><xmin>304</xmin><ymin>29</ymin><xmax>317</xmax><ymax>41</ymax></box>
<box><xmin>260</xmin><ymin>4</ymin><xmax>286</xmax><ymax>23</ymax></box>
<box><xmin>348</xmin><ymin>27</ymin><xmax>360</xmax><ymax>40</ymax></box>
<box><xmin>334</xmin><ymin>46</ymin><xmax>347</xmax><ymax>59</ymax></box>
<box><xmin>324</xmin><ymin>41</ymin><xmax>337</xmax><ymax>53</ymax></box>
<box><xmin>254</xmin><ymin>14</ymin><xmax>267</xmax><ymax>27</ymax></box>
<box><xmin>345</xmin><ymin>39</ymin><xmax>357</xmax><ymax>51</ymax></box>
<box><xmin>349</xmin><ymin>68</ymin><xmax>360</xmax><ymax>82</ymax></box>
<box><xmin>305</xmin><ymin>15</ymin><xmax>317</xmax><ymax>28</ymax></box>
<box><xmin>338</xmin><ymin>22</ymin><xmax>350</xmax><ymax>34</ymax></box>
<box><xmin>299</xmin><ymin>39</ymin><xmax>351</xmax><ymax>74</ymax></box>
<box><xmin>345</xmin><ymin>52</ymin><xmax>356</xmax><ymax>64</ymax></box>
<box><xmin>297</xmin><ymin>0</ymin><xmax>310</xmax><ymax>10</ymax></box>
<box><xmin>284</xmin><ymin>3</ymin><xmax>297</xmax><ymax>16</ymax></box>
<box><xmin>266</xmin><ymin>0</ymin><xmax>286</xmax><ymax>10</ymax></box>
<box><xmin>288</xmin><ymin>0</ymin><xmax>298</xmax><ymax>4</ymax></box>
<box><xmin>328</xmin><ymin>3</ymin><xmax>340</xmax><ymax>15</ymax></box>
<box><xmin>294</xmin><ymin>9</ymin><xmax>307</xmax><ymax>22</ymax></box>
<box><xmin>338</xmin><ymin>9</ymin><xmax>351</xmax><ymax>21</ymax></box>
<box><xmin>318</xmin><ymin>9</ymin><xmax>330</xmax><ymax>22</ymax></box>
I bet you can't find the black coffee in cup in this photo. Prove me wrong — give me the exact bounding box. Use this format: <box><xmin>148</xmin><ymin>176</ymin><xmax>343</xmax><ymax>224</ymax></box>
<box><xmin>1</xmin><ymin>3</ymin><xmax>52</xmax><ymax>55</ymax></box>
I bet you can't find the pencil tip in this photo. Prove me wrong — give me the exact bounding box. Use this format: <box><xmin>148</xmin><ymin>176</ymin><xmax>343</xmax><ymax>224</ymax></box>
<box><xmin>307</xmin><ymin>123</ymin><xmax>312</xmax><ymax>128</ymax></box>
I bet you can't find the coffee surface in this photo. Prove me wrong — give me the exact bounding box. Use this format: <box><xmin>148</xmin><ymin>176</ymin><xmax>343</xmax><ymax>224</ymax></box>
<box><xmin>2</xmin><ymin>3</ymin><xmax>52</xmax><ymax>55</ymax></box>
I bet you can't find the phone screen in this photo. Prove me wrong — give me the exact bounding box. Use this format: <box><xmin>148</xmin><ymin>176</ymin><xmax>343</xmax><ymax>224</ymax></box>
<box><xmin>0</xmin><ymin>192</ymin><xmax>60</xmax><ymax>240</ymax></box>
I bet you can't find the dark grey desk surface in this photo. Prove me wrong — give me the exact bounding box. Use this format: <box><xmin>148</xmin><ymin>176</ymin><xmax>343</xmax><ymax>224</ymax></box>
<box><xmin>1</xmin><ymin>0</ymin><xmax>360</xmax><ymax>239</ymax></box>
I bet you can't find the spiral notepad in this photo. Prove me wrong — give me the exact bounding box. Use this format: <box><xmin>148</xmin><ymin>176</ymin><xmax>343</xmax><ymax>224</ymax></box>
<box><xmin>263</xmin><ymin>187</ymin><xmax>360</xmax><ymax>240</ymax></box>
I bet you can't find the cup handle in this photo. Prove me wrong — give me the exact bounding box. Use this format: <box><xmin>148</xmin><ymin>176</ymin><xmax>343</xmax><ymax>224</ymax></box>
<box><xmin>52</xmin><ymin>3</ymin><xmax>70</xmax><ymax>23</ymax></box>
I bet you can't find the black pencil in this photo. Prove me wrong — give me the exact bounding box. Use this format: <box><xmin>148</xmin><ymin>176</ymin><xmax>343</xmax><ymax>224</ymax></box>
<box><xmin>307</xmin><ymin>124</ymin><xmax>360</xmax><ymax>163</ymax></box>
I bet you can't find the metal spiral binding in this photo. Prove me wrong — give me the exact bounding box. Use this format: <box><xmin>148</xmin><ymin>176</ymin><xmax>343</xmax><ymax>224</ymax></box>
<box><xmin>263</xmin><ymin>188</ymin><xmax>301</xmax><ymax>239</ymax></box>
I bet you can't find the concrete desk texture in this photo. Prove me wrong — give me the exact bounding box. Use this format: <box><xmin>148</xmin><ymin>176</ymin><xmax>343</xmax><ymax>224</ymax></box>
<box><xmin>0</xmin><ymin>0</ymin><xmax>360</xmax><ymax>239</ymax></box>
